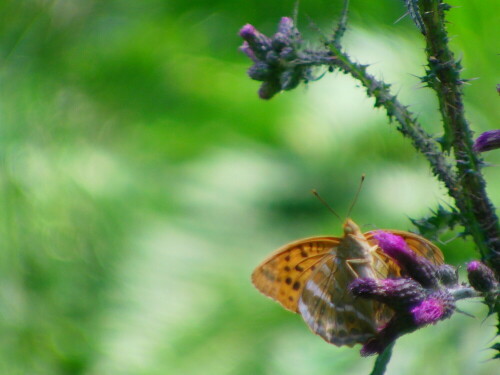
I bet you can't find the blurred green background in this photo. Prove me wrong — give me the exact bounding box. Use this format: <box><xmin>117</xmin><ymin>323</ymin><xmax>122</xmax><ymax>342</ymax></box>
<box><xmin>0</xmin><ymin>1</ymin><xmax>499</xmax><ymax>374</ymax></box>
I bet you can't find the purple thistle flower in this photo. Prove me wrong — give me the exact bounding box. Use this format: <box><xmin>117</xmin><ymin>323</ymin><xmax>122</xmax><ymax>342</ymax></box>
<box><xmin>373</xmin><ymin>231</ymin><xmax>440</xmax><ymax>288</ymax></box>
<box><xmin>467</xmin><ymin>260</ymin><xmax>498</xmax><ymax>292</ymax></box>
<box><xmin>359</xmin><ymin>290</ymin><xmax>455</xmax><ymax>356</ymax></box>
<box><xmin>473</xmin><ymin>130</ymin><xmax>500</xmax><ymax>153</ymax></box>
<box><xmin>350</xmin><ymin>277</ymin><xmax>425</xmax><ymax>311</ymax></box>
<box><xmin>351</xmin><ymin>232</ymin><xmax>462</xmax><ymax>355</ymax></box>
<box><xmin>411</xmin><ymin>291</ymin><xmax>455</xmax><ymax>325</ymax></box>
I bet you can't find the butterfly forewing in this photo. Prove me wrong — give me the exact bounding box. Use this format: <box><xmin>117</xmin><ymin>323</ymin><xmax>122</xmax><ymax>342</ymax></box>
<box><xmin>251</xmin><ymin>237</ymin><xmax>339</xmax><ymax>312</ymax></box>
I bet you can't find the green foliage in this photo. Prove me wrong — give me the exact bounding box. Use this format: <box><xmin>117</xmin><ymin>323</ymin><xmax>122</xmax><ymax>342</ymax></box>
<box><xmin>0</xmin><ymin>0</ymin><xmax>498</xmax><ymax>374</ymax></box>
<box><xmin>410</xmin><ymin>205</ymin><xmax>462</xmax><ymax>241</ymax></box>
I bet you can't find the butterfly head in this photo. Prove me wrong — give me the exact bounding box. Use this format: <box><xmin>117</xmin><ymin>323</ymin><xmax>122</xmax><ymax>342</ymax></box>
<box><xmin>343</xmin><ymin>218</ymin><xmax>363</xmax><ymax>237</ymax></box>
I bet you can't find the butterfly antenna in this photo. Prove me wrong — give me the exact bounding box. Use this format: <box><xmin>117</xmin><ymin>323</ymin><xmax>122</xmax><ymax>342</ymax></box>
<box><xmin>347</xmin><ymin>174</ymin><xmax>365</xmax><ymax>218</ymax></box>
<box><xmin>311</xmin><ymin>189</ymin><xmax>342</xmax><ymax>220</ymax></box>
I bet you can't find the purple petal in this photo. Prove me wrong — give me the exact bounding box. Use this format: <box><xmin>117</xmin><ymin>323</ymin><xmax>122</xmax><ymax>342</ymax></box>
<box><xmin>411</xmin><ymin>291</ymin><xmax>455</xmax><ymax>325</ymax></box>
<box><xmin>411</xmin><ymin>298</ymin><xmax>444</xmax><ymax>325</ymax></box>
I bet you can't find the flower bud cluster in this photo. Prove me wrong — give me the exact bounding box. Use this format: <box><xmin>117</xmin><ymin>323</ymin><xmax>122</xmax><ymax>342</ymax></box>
<box><xmin>239</xmin><ymin>18</ymin><xmax>311</xmax><ymax>99</ymax></box>
<box><xmin>350</xmin><ymin>231</ymin><xmax>458</xmax><ymax>355</ymax></box>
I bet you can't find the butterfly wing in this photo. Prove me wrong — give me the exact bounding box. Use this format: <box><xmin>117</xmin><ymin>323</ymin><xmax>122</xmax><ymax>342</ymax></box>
<box><xmin>251</xmin><ymin>237</ymin><xmax>340</xmax><ymax>313</ymax></box>
<box><xmin>298</xmin><ymin>256</ymin><xmax>378</xmax><ymax>347</ymax></box>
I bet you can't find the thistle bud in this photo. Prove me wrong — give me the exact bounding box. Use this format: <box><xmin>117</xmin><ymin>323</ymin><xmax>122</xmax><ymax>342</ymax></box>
<box><xmin>239</xmin><ymin>24</ymin><xmax>272</xmax><ymax>60</ymax></box>
<box><xmin>258</xmin><ymin>80</ymin><xmax>281</xmax><ymax>100</ymax></box>
<box><xmin>467</xmin><ymin>261</ymin><xmax>498</xmax><ymax>293</ymax></box>
<box><xmin>350</xmin><ymin>277</ymin><xmax>425</xmax><ymax>311</ymax></box>
<box><xmin>247</xmin><ymin>62</ymin><xmax>272</xmax><ymax>81</ymax></box>
<box><xmin>373</xmin><ymin>231</ymin><xmax>440</xmax><ymax>288</ymax></box>
<box><xmin>437</xmin><ymin>264</ymin><xmax>458</xmax><ymax>286</ymax></box>
<box><xmin>473</xmin><ymin>130</ymin><xmax>500</xmax><ymax>153</ymax></box>
<box><xmin>277</xmin><ymin>17</ymin><xmax>296</xmax><ymax>37</ymax></box>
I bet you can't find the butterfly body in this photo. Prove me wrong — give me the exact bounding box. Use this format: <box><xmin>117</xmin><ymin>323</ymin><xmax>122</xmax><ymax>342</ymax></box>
<box><xmin>252</xmin><ymin>218</ymin><xmax>443</xmax><ymax>347</ymax></box>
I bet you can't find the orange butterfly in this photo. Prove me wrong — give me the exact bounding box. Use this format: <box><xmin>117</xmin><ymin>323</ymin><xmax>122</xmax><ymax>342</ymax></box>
<box><xmin>251</xmin><ymin>218</ymin><xmax>444</xmax><ymax>347</ymax></box>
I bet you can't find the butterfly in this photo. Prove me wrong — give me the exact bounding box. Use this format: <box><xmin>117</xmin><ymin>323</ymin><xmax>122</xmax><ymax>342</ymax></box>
<box><xmin>251</xmin><ymin>218</ymin><xmax>444</xmax><ymax>347</ymax></box>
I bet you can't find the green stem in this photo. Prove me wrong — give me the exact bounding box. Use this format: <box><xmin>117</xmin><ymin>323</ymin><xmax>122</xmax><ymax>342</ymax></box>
<box><xmin>369</xmin><ymin>342</ymin><xmax>394</xmax><ymax>375</ymax></box>
<box><xmin>419</xmin><ymin>0</ymin><xmax>500</xmax><ymax>274</ymax></box>
<box><xmin>332</xmin><ymin>0</ymin><xmax>350</xmax><ymax>48</ymax></box>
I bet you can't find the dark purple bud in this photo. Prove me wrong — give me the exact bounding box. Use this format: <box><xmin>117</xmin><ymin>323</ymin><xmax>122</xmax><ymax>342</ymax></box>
<box><xmin>239</xmin><ymin>42</ymin><xmax>259</xmax><ymax>62</ymax></box>
<box><xmin>272</xmin><ymin>33</ymin><xmax>291</xmax><ymax>50</ymax></box>
<box><xmin>497</xmin><ymin>84</ymin><xmax>500</xmax><ymax>95</ymax></box>
<box><xmin>411</xmin><ymin>290</ymin><xmax>455</xmax><ymax>325</ymax></box>
<box><xmin>258</xmin><ymin>80</ymin><xmax>281</xmax><ymax>100</ymax></box>
<box><xmin>239</xmin><ymin>24</ymin><xmax>272</xmax><ymax>60</ymax></box>
<box><xmin>279</xmin><ymin>46</ymin><xmax>296</xmax><ymax>61</ymax></box>
<box><xmin>277</xmin><ymin>17</ymin><xmax>295</xmax><ymax>36</ymax></box>
<box><xmin>265</xmin><ymin>50</ymin><xmax>280</xmax><ymax>65</ymax></box>
<box><xmin>473</xmin><ymin>130</ymin><xmax>500</xmax><ymax>153</ymax></box>
<box><xmin>374</xmin><ymin>231</ymin><xmax>440</xmax><ymax>288</ymax></box>
<box><xmin>247</xmin><ymin>62</ymin><xmax>273</xmax><ymax>81</ymax></box>
<box><xmin>350</xmin><ymin>278</ymin><xmax>425</xmax><ymax>311</ymax></box>
<box><xmin>273</xmin><ymin>17</ymin><xmax>301</xmax><ymax>50</ymax></box>
<box><xmin>437</xmin><ymin>264</ymin><xmax>458</xmax><ymax>286</ymax></box>
<box><xmin>279</xmin><ymin>69</ymin><xmax>301</xmax><ymax>91</ymax></box>
<box><xmin>467</xmin><ymin>260</ymin><xmax>498</xmax><ymax>292</ymax></box>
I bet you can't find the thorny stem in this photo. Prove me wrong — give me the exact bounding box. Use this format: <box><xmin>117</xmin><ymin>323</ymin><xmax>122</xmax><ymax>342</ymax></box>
<box><xmin>419</xmin><ymin>0</ymin><xmax>500</xmax><ymax>275</ymax></box>
<box><xmin>332</xmin><ymin>0</ymin><xmax>349</xmax><ymax>49</ymax></box>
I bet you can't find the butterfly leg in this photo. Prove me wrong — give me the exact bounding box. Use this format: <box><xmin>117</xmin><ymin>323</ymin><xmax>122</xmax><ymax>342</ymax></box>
<box><xmin>345</xmin><ymin>258</ymin><xmax>371</xmax><ymax>278</ymax></box>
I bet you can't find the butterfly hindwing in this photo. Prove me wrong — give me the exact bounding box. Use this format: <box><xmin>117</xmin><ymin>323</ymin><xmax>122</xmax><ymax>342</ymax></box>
<box><xmin>251</xmin><ymin>237</ymin><xmax>340</xmax><ymax>312</ymax></box>
<box><xmin>299</xmin><ymin>256</ymin><xmax>378</xmax><ymax>347</ymax></box>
